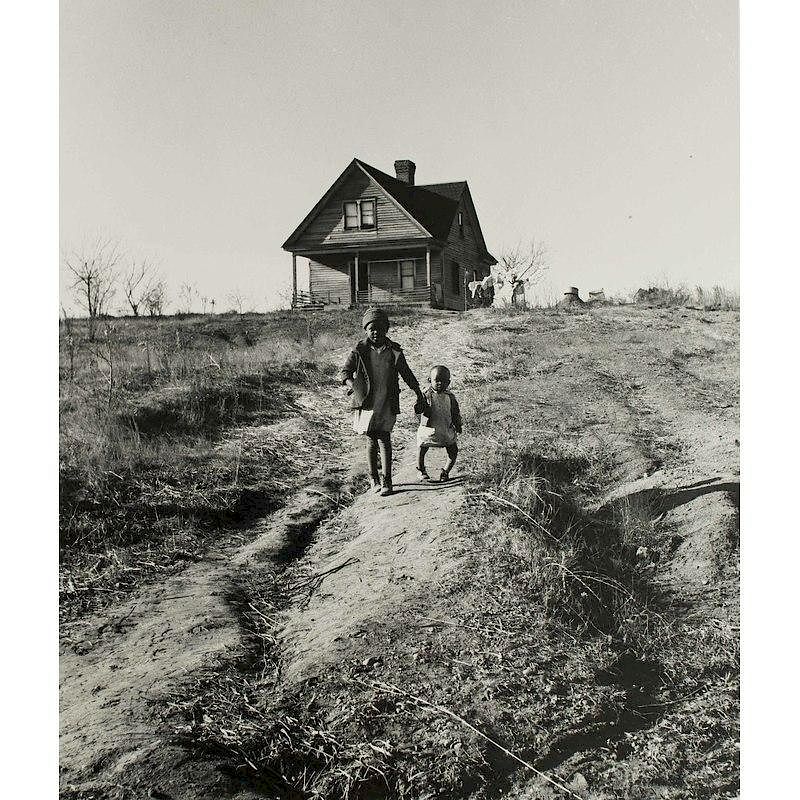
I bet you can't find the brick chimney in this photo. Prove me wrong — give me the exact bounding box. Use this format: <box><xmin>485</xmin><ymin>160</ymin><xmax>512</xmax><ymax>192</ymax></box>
<box><xmin>394</xmin><ymin>159</ymin><xmax>416</xmax><ymax>185</ymax></box>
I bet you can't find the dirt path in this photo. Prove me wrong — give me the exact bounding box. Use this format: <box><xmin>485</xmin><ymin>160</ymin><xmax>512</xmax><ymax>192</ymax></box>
<box><xmin>59</xmin><ymin>394</ymin><xmax>359</xmax><ymax>796</ymax></box>
<box><xmin>60</xmin><ymin>306</ymin><xmax>739</xmax><ymax>799</ymax></box>
<box><xmin>585</xmin><ymin>308</ymin><xmax>740</xmax><ymax>622</ymax></box>
<box><xmin>59</xmin><ymin>312</ymin><xmax>476</xmax><ymax>797</ymax></box>
<box><xmin>277</xmin><ymin>314</ymin><xmax>479</xmax><ymax>682</ymax></box>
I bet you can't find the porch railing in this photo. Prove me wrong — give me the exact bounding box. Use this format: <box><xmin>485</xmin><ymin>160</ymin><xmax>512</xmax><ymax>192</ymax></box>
<box><xmin>292</xmin><ymin>286</ymin><xmax>432</xmax><ymax>309</ymax></box>
<box><xmin>355</xmin><ymin>286</ymin><xmax>430</xmax><ymax>305</ymax></box>
<box><xmin>292</xmin><ymin>290</ymin><xmax>344</xmax><ymax>308</ymax></box>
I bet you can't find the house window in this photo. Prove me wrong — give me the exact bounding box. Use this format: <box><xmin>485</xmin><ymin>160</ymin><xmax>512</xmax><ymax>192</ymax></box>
<box><xmin>360</xmin><ymin>199</ymin><xmax>376</xmax><ymax>229</ymax></box>
<box><xmin>458</xmin><ymin>211</ymin><xmax>464</xmax><ymax>238</ymax></box>
<box><xmin>343</xmin><ymin>198</ymin><xmax>377</xmax><ymax>230</ymax></box>
<box><xmin>400</xmin><ymin>259</ymin><xmax>415</xmax><ymax>290</ymax></box>
<box><xmin>344</xmin><ymin>202</ymin><xmax>359</xmax><ymax>230</ymax></box>
<box><xmin>450</xmin><ymin>261</ymin><xmax>461</xmax><ymax>295</ymax></box>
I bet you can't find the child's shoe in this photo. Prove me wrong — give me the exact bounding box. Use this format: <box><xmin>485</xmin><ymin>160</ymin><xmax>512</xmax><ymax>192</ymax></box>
<box><xmin>380</xmin><ymin>477</ymin><xmax>394</xmax><ymax>496</ymax></box>
<box><xmin>370</xmin><ymin>475</ymin><xmax>382</xmax><ymax>493</ymax></box>
<box><xmin>439</xmin><ymin>469</ymin><xmax>450</xmax><ymax>482</ymax></box>
<box><xmin>417</xmin><ymin>468</ymin><xmax>431</xmax><ymax>482</ymax></box>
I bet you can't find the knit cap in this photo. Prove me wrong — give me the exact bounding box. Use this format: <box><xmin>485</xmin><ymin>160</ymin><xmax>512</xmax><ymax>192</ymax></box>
<box><xmin>362</xmin><ymin>307</ymin><xmax>389</xmax><ymax>329</ymax></box>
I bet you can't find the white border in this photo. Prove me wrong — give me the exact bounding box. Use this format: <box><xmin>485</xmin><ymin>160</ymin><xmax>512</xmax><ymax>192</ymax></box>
<box><xmin>741</xmin><ymin>1</ymin><xmax>800</xmax><ymax>795</ymax></box>
<box><xmin>2</xmin><ymin>2</ymin><xmax>59</xmax><ymax>797</ymax></box>
<box><xmin>8</xmin><ymin>1</ymin><xmax>795</xmax><ymax>794</ymax></box>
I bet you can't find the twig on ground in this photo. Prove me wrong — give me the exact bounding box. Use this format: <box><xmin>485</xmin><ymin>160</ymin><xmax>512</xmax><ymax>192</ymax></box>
<box><xmin>353</xmin><ymin>678</ymin><xmax>584</xmax><ymax>799</ymax></box>
<box><xmin>289</xmin><ymin>557</ymin><xmax>360</xmax><ymax>593</ymax></box>
<box><xmin>635</xmin><ymin>683</ymin><xmax>709</xmax><ymax>710</ymax></box>
<box><xmin>472</xmin><ymin>491</ymin><xmax>563</xmax><ymax>544</ymax></box>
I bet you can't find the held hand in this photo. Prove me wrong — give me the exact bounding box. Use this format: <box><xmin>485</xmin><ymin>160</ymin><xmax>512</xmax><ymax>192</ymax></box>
<box><xmin>414</xmin><ymin>394</ymin><xmax>430</xmax><ymax>415</ymax></box>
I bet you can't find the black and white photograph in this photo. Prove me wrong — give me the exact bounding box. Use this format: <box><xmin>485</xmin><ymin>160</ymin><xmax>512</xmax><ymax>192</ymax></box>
<box><xmin>21</xmin><ymin>0</ymin><xmax>768</xmax><ymax>796</ymax></box>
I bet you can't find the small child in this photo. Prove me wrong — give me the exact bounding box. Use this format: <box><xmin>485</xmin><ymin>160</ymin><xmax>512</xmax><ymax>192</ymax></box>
<box><xmin>339</xmin><ymin>307</ymin><xmax>425</xmax><ymax>496</ymax></box>
<box><xmin>416</xmin><ymin>365</ymin><xmax>462</xmax><ymax>481</ymax></box>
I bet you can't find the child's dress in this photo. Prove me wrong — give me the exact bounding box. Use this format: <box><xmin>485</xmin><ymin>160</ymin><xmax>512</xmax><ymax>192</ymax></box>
<box><xmin>417</xmin><ymin>389</ymin><xmax>458</xmax><ymax>447</ymax></box>
<box><xmin>352</xmin><ymin>344</ymin><xmax>398</xmax><ymax>434</ymax></box>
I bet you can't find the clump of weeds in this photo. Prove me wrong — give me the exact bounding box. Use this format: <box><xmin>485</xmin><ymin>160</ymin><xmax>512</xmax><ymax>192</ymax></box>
<box><xmin>59</xmin><ymin>310</ymin><xmax>368</xmax><ymax>623</ymax></box>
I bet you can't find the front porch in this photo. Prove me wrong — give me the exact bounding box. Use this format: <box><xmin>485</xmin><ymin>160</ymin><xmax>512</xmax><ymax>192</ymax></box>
<box><xmin>290</xmin><ymin>245</ymin><xmax>443</xmax><ymax>309</ymax></box>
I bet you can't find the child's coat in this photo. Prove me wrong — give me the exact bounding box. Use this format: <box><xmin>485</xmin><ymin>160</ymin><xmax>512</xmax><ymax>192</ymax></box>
<box><xmin>417</xmin><ymin>386</ymin><xmax>462</xmax><ymax>447</ymax></box>
<box><xmin>338</xmin><ymin>338</ymin><xmax>421</xmax><ymax>434</ymax></box>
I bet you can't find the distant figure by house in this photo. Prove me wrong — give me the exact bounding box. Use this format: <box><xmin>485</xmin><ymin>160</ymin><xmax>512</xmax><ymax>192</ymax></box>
<box><xmin>491</xmin><ymin>266</ymin><xmax>530</xmax><ymax>308</ymax></box>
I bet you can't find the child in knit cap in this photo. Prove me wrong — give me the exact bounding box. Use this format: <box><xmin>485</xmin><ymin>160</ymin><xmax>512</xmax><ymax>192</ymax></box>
<box><xmin>338</xmin><ymin>307</ymin><xmax>426</xmax><ymax>496</ymax></box>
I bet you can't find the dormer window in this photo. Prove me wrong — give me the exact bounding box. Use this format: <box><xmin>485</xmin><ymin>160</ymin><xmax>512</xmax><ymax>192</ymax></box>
<box><xmin>343</xmin><ymin>198</ymin><xmax>377</xmax><ymax>230</ymax></box>
<box><xmin>360</xmin><ymin>198</ymin><xmax>375</xmax><ymax>228</ymax></box>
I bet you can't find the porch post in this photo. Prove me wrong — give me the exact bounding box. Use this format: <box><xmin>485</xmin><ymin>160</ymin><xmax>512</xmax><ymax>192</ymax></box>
<box><xmin>291</xmin><ymin>253</ymin><xmax>297</xmax><ymax>306</ymax></box>
<box><xmin>354</xmin><ymin>252</ymin><xmax>360</xmax><ymax>305</ymax></box>
<box><xmin>347</xmin><ymin>259</ymin><xmax>353</xmax><ymax>306</ymax></box>
<box><xmin>426</xmin><ymin>246</ymin><xmax>431</xmax><ymax>287</ymax></box>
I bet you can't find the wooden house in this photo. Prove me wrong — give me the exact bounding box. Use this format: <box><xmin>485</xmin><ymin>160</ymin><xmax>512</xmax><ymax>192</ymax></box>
<box><xmin>282</xmin><ymin>158</ymin><xmax>497</xmax><ymax>310</ymax></box>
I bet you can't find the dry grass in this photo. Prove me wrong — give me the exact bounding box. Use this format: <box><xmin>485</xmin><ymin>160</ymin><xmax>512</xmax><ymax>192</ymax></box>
<box><xmin>59</xmin><ymin>308</ymin><xmax>387</xmax><ymax>622</ymax></box>
<box><xmin>165</xmin><ymin>384</ymin><xmax>736</xmax><ymax>800</ymax></box>
<box><xmin>154</xmin><ymin>306</ymin><xmax>738</xmax><ymax>798</ymax></box>
<box><xmin>691</xmin><ymin>285</ymin><xmax>740</xmax><ymax>311</ymax></box>
<box><xmin>166</xmin><ymin>427</ymin><xmax>737</xmax><ymax>799</ymax></box>
<box><xmin>461</xmin><ymin>427</ymin><xmax>738</xmax><ymax>797</ymax></box>
<box><xmin>634</xmin><ymin>284</ymin><xmax>739</xmax><ymax>311</ymax></box>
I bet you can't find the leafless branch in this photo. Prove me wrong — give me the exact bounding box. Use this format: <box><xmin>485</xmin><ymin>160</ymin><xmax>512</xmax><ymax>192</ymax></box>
<box><xmin>123</xmin><ymin>257</ymin><xmax>158</xmax><ymax>316</ymax></box>
<box><xmin>178</xmin><ymin>282</ymin><xmax>198</xmax><ymax>315</ymax></box>
<box><xmin>142</xmin><ymin>280</ymin><xmax>167</xmax><ymax>316</ymax></box>
<box><xmin>227</xmin><ymin>288</ymin><xmax>247</xmax><ymax>314</ymax></box>
<box><xmin>499</xmin><ymin>238</ymin><xmax>549</xmax><ymax>285</ymax></box>
<box><xmin>62</xmin><ymin>236</ymin><xmax>122</xmax><ymax>340</ymax></box>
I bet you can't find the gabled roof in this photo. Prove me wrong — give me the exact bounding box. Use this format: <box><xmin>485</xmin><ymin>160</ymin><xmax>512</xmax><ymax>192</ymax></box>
<box><xmin>356</xmin><ymin>161</ymin><xmax>460</xmax><ymax>242</ymax></box>
<box><xmin>419</xmin><ymin>181</ymin><xmax>468</xmax><ymax>203</ymax></box>
<box><xmin>283</xmin><ymin>158</ymin><xmax>496</xmax><ymax>265</ymax></box>
<box><xmin>424</xmin><ymin>181</ymin><xmax>496</xmax><ymax>266</ymax></box>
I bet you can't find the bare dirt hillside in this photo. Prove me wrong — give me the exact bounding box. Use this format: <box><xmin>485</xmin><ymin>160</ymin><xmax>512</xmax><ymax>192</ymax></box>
<box><xmin>60</xmin><ymin>305</ymin><xmax>739</xmax><ymax>800</ymax></box>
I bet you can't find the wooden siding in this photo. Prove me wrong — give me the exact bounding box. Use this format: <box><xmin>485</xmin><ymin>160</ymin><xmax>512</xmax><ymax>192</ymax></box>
<box><xmin>308</xmin><ymin>260</ymin><xmax>351</xmax><ymax>306</ymax></box>
<box><xmin>365</xmin><ymin>257</ymin><xmax>429</xmax><ymax>304</ymax></box>
<box><xmin>304</xmin><ymin>238</ymin><xmax>483</xmax><ymax>310</ymax></box>
<box><xmin>438</xmin><ymin>196</ymin><xmax>489</xmax><ymax>310</ymax></box>
<box><xmin>292</xmin><ymin>169</ymin><xmax>428</xmax><ymax>250</ymax></box>
<box><xmin>368</xmin><ymin>261</ymin><xmax>399</xmax><ymax>302</ymax></box>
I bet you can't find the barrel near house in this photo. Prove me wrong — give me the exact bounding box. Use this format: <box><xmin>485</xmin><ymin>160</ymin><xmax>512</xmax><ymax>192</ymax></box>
<box><xmin>282</xmin><ymin>157</ymin><xmax>497</xmax><ymax>311</ymax></box>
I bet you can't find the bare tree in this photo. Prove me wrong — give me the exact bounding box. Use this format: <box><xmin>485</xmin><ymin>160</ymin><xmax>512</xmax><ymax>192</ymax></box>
<box><xmin>60</xmin><ymin>305</ymin><xmax>77</xmax><ymax>381</ymax></box>
<box><xmin>496</xmin><ymin>239</ymin><xmax>549</xmax><ymax>308</ymax></box>
<box><xmin>143</xmin><ymin>280</ymin><xmax>167</xmax><ymax>316</ymax></box>
<box><xmin>178</xmin><ymin>282</ymin><xmax>198</xmax><ymax>314</ymax></box>
<box><xmin>227</xmin><ymin>288</ymin><xmax>246</xmax><ymax>314</ymax></box>
<box><xmin>499</xmin><ymin>238</ymin><xmax>549</xmax><ymax>284</ymax></box>
<box><xmin>123</xmin><ymin>257</ymin><xmax>157</xmax><ymax>316</ymax></box>
<box><xmin>63</xmin><ymin>237</ymin><xmax>122</xmax><ymax>340</ymax></box>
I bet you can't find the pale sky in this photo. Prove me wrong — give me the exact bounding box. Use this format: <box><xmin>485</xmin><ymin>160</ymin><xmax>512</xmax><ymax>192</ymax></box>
<box><xmin>60</xmin><ymin>0</ymin><xmax>738</xmax><ymax>312</ymax></box>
